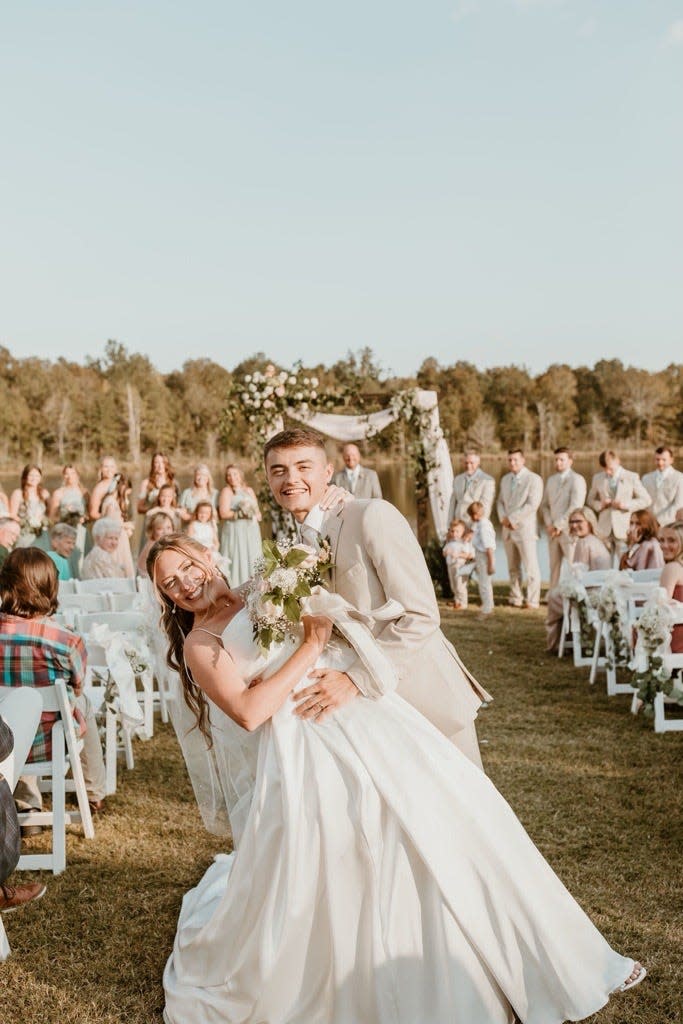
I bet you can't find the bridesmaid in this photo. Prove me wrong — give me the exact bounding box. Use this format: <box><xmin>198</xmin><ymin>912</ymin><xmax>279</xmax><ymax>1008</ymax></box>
<box><xmin>47</xmin><ymin>464</ymin><xmax>89</xmax><ymax>574</ymax></box>
<box><xmin>218</xmin><ymin>464</ymin><xmax>262</xmax><ymax>586</ymax></box>
<box><xmin>9</xmin><ymin>465</ymin><xmax>50</xmax><ymax>547</ymax></box>
<box><xmin>100</xmin><ymin>474</ymin><xmax>136</xmax><ymax>579</ymax></box>
<box><xmin>137</xmin><ymin>452</ymin><xmax>178</xmax><ymax>550</ymax></box>
<box><xmin>178</xmin><ymin>464</ymin><xmax>219</xmax><ymax>524</ymax></box>
<box><xmin>89</xmin><ymin>455</ymin><xmax>120</xmax><ymax>522</ymax></box>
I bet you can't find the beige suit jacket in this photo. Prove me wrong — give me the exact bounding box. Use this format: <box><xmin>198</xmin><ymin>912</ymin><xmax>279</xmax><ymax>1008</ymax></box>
<box><xmin>319</xmin><ymin>499</ymin><xmax>490</xmax><ymax>739</ymax></box>
<box><xmin>447</xmin><ymin>470</ymin><xmax>495</xmax><ymax>524</ymax></box>
<box><xmin>541</xmin><ymin>471</ymin><xmax>587</xmax><ymax>532</ymax></box>
<box><xmin>641</xmin><ymin>469</ymin><xmax>683</xmax><ymax>527</ymax></box>
<box><xmin>587</xmin><ymin>469</ymin><xmax>651</xmax><ymax>542</ymax></box>
<box><xmin>332</xmin><ymin>467</ymin><xmax>382</xmax><ymax>500</ymax></box>
<box><xmin>496</xmin><ymin>470</ymin><xmax>543</xmax><ymax>541</ymax></box>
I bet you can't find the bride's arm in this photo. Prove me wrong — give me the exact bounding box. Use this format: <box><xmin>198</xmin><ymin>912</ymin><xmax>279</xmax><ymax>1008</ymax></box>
<box><xmin>185</xmin><ymin>615</ymin><xmax>332</xmax><ymax>732</ymax></box>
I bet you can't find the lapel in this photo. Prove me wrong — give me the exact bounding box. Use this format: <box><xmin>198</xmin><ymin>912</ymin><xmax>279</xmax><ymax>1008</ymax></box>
<box><xmin>320</xmin><ymin>506</ymin><xmax>345</xmax><ymax>591</ymax></box>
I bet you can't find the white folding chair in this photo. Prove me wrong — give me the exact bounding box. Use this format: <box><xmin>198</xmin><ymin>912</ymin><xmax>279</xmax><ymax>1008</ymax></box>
<box><xmin>57</xmin><ymin>579</ymin><xmax>78</xmax><ymax>597</ymax></box>
<box><xmin>17</xmin><ymin>679</ymin><xmax>95</xmax><ymax>875</ymax></box>
<box><xmin>75</xmin><ymin>612</ymin><xmax>155</xmax><ymax>737</ymax></box>
<box><xmin>84</xmin><ymin>642</ymin><xmax>135</xmax><ymax>794</ymax></box>
<box><xmin>107</xmin><ymin>591</ymin><xmax>143</xmax><ymax>613</ymax></box>
<box><xmin>59</xmin><ymin>592</ymin><xmax>110</xmax><ymax>613</ymax></box>
<box><xmin>76</xmin><ymin>578</ymin><xmax>137</xmax><ymax>595</ymax></box>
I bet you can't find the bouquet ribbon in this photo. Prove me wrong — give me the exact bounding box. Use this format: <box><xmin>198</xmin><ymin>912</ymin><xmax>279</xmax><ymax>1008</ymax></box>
<box><xmin>302</xmin><ymin>587</ymin><xmax>401</xmax><ymax>699</ymax></box>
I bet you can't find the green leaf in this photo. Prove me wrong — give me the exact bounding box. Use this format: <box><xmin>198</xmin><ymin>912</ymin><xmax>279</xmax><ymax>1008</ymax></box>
<box><xmin>285</xmin><ymin>548</ymin><xmax>310</xmax><ymax>568</ymax></box>
<box><xmin>283</xmin><ymin>596</ymin><xmax>301</xmax><ymax>623</ymax></box>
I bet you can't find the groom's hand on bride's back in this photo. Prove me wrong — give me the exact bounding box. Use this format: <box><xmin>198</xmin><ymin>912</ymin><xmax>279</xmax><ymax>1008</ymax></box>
<box><xmin>294</xmin><ymin>670</ymin><xmax>360</xmax><ymax>722</ymax></box>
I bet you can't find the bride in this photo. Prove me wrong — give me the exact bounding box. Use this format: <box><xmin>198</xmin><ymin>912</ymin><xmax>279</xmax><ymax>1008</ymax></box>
<box><xmin>149</xmin><ymin>535</ymin><xmax>645</xmax><ymax>1024</ymax></box>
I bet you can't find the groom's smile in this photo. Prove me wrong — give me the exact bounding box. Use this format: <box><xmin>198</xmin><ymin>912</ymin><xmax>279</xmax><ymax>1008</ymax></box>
<box><xmin>265</xmin><ymin>444</ymin><xmax>333</xmax><ymax>522</ymax></box>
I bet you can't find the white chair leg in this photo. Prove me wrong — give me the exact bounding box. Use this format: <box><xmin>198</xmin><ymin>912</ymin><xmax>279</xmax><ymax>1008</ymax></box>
<box><xmin>52</xmin><ymin>725</ymin><xmax>67</xmax><ymax>875</ymax></box>
<box><xmin>69</xmin><ymin>746</ymin><xmax>94</xmax><ymax>842</ymax></box>
<box><xmin>105</xmin><ymin>707</ymin><xmax>118</xmax><ymax>796</ymax></box>
<box><xmin>122</xmin><ymin>726</ymin><xmax>135</xmax><ymax>770</ymax></box>
<box><xmin>630</xmin><ymin>692</ymin><xmax>641</xmax><ymax>715</ymax></box>
<box><xmin>0</xmin><ymin>915</ymin><xmax>10</xmax><ymax>961</ymax></box>
<box><xmin>653</xmin><ymin>692</ymin><xmax>665</xmax><ymax>733</ymax></box>
<box><xmin>589</xmin><ymin>625</ymin><xmax>602</xmax><ymax>685</ymax></box>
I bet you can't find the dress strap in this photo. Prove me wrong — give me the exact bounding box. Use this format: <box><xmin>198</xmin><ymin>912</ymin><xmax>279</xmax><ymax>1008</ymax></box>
<box><xmin>191</xmin><ymin>627</ymin><xmax>224</xmax><ymax>643</ymax></box>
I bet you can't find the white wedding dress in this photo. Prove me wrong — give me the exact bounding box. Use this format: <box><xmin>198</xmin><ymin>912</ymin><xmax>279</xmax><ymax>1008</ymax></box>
<box><xmin>163</xmin><ymin>610</ymin><xmax>632</xmax><ymax>1024</ymax></box>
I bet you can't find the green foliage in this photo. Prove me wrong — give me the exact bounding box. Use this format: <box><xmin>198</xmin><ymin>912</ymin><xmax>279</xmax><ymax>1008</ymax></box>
<box><xmin>0</xmin><ymin>341</ymin><xmax>681</xmax><ymax>466</ymax></box>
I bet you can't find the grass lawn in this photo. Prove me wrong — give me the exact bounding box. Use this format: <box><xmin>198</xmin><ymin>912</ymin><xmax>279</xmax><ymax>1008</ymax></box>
<box><xmin>1</xmin><ymin>603</ymin><xmax>681</xmax><ymax>1023</ymax></box>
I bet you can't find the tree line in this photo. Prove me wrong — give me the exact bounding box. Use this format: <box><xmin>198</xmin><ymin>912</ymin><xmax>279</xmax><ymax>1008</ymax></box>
<box><xmin>2</xmin><ymin>340</ymin><xmax>680</xmax><ymax>467</ymax></box>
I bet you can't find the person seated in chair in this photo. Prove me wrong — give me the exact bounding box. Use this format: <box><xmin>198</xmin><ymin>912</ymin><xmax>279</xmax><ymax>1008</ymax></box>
<box><xmin>0</xmin><ymin>548</ymin><xmax>107</xmax><ymax>824</ymax></box>
<box><xmin>0</xmin><ymin>698</ymin><xmax>47</xmax><ymax>911</ymax></box>
<box><xmin>46</xmin><ymin>523</ymin><xmax>79</xmax><ymax>581</ymax></box>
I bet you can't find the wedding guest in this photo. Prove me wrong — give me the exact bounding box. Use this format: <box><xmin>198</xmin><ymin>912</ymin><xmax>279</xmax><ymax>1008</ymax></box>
<box><xmin>218</xmin><ymin>465</ymin><xmax>262</xmax><ymax>586</ymax></box>
<box><xmin>545</xmin><ymin>507</ymin><xmax>611</xmax><ymax>653</ymax></box>
<box><xmin>442</xmin><ymin>520</ymin><xmax>474</xmax><ymax>609</ymax></box>
<box><xmin>88</xmin><ymin>454</ymin><xmax>120</xmax><ymax>521</ymax></box>
<box><xmin>659</xmin><ymin>522</ymin><xmax>683</xmax><ymax>653</ymax></box>
<box><xmin>47</xmin><ymin>465</ymin><xmax>89</xmax><ymax>526</ymax></box>
<box><xmin>469</xmin><ymin>500</ymin><xmax>496</xmax><ymax>617</ymax></box>
<box><xmin>0</xmin><ymin>518</ymin><xmax>21</xmax><ymax>571</ymax></box>
<box><xmin>497</xmin><ymin>449</ymin><xmax>543</xmax><ymax>609</ymax></box>
<box><xmin>144</xmin><ymin>483</ymin><xmax>183</xmax><ymax>534</ymax></box>
<box><xmin>178</xmin><ymin>464</ymin><xmax>219</xmax><ymax>523</ymax></box>
<box><xmin>641</xmin><ymin>446</ymin><xmax>683</xmax><ymax>528</ymax></box>
<box><xmin>447</xmin><ymin>451</ymin><xmax>495</xmax><ymax>526</ymax></box>
<box><xmin>0</xmin><ymin>548</ymin><xmax>107</xmax><ymax>818</ymax></box>
<box><xmin>137</xmin><ymin>451</ymin><xmax>178</xmax><ymax>517</ymax></box>
<box><xmin>0</xmin><ymin>693</ymin><xmax>47</xmax><ymax>909</ymax></box>
<box><xmin>619</xmin><ymin>511</ymin><xmax>664</xmax><ymax>572</ymax></box>
<box><xmin>9</xmin><ymin>465</ymin><xmax>50</xmax><ymax>548</ymax></box>
<box><xmin>540</xmin><ymin>447</ymin><xmax>587</xmax><ymax>590</ymax></box>
<box><xmin>46</xmin><ymin>523</ymin><xmax>78</xmax><ymax>581</ymax></box>
<box><xmin>137</xmin><ymin>512</ymin><xmax>175</xmax><ymax>577</ymax></box>
<box><xmin>587</xmin><ymin>450</ymin><xmax>651</xmax><ymax>564</ymax></box>
<box><xmin>188</xmin><ymin>501</ymin><xmax>220</xmax><ymax>554</ymax></box>
<box><xmin>332</xmin><ymin>444</ymin><xmax>382</xmax><ymax>499</ymax></box>
<box><xmin>81</xmin><ymin>518</ymin><xmax>127</xmax><ymax>580</ymax></box>
<box><xmin>0</xmin><ymin>485</ymin><xmax>10</xmax><ymax>518</ymax></box>
<box><xmin>100</xmin><ymin>475</ymin><xmax>135</xmax><ymax>578</ymax></box>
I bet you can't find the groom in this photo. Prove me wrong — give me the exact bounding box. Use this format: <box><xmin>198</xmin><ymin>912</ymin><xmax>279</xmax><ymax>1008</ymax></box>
<box><xmin>264</xmin><ymin>427</ymin><xmax>490</xmax><ymax>769</ymax></box>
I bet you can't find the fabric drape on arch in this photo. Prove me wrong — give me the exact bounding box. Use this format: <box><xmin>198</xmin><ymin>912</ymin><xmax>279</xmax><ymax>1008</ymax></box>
<box><xmin>272</xmin><ymin>390</ymin><xmax>453</xmax><ymax>542</ymax></box>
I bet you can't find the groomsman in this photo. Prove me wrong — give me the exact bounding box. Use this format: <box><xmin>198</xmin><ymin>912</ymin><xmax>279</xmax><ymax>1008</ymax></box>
<box><xmin>497</xmin><ymin>449</ymin><xmax>543</xmax><ymax>608</ymax></box>
<box><xmin>641</xmin><ymin>446</ymin><xmax>683</xmax><ymax>527</ymax></box>
<box><xmin>587</xmin><ymin>450</ymin><xmax>651</xmax><ymax>562</ymax></box>
<box><xmin>447</xmin><ymin>451</ymin><xmax>495</xmax><ymax>526</ymax></box>
<box><xmin>540</xmin><ymin>447</ymin><xmax>587</xmax><ymax>590</ymax></box>
<box><xmin>332</xmin><ymin>444</ymin><xmax>382</xmax><ymax>499</ymax></box>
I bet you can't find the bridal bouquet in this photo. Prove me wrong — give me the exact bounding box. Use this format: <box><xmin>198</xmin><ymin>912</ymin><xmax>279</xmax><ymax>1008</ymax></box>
<box><xmin>246</xmin><ymin>537</ymin><xmax>333</xmax><ymax>651</ymax></box>
<box><xmin>233</xmin><ymin>494</ymin><xmax>258</xmax><ymax>520</ymax></box>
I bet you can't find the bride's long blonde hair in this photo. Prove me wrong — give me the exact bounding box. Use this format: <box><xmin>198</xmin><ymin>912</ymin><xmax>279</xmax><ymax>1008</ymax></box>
<box><xmin>147</xmin><ymin>534</ymin><xmax>223</xmax><ymax>744</ymax></box>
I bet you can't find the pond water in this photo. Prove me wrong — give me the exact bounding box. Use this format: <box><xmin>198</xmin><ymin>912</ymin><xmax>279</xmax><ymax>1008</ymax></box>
<box><xmin>0</xmin><ymin>452</ymin><xmax>657</xmax><ymax>584</ymax></box>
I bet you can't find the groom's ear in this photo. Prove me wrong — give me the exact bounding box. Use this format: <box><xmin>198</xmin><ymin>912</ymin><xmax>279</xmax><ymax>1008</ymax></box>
<box><xmin>325</xmin><ymin>462</ymin><xmax>334</xmax><ymax>483</ymax></box>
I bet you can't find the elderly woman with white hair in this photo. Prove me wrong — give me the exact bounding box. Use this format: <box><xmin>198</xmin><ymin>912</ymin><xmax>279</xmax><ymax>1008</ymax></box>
<box><xmin>80</xmin><ymin>517</ymin><xmax>127</xmax><ymax>580</ymax></box>
<box><xmin>545</xmin><ymin>506</ymin><xmax>611</xmax><ymax>653</ymax></box>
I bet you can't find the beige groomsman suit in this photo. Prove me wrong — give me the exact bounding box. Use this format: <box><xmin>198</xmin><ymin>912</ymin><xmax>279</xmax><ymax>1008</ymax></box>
<box><xmin>312</xmin><ymin>499</ymin><xmax>491</xmax><ymax>768</ymax></box>
<box><xmin>447</xmin><ymin>469</ymin><xmax>495</xmax><ymax>526</ymax></box>
<box><xmin>332</xmin><ymin>466</ymin><xmax>382</xmax><ymax>499</ymax></box>
<box><xmin>540</xmin><ymin>469</ymin><xmax>587</xmax><ymax>589</ymax></box>
<box><xmin>641</xmin><ymin>468</ymin><xmax>683</xmax><ymax>527</ymax></box>
<box><xmin>587</xmin><ymin>469</ymin><xmax>651</xmax><ymax>556</ymax></box>
<box><xmin>497</xmin><ymin>468</ymin><xmax>543</xmax><ymax>607</ymax></box>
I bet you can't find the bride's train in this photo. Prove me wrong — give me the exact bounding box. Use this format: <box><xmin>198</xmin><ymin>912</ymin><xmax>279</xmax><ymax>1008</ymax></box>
<box><xmin>163</xmin><ymin>612</ymin><xmax>634</xmax><ymax>1024</ymax></box>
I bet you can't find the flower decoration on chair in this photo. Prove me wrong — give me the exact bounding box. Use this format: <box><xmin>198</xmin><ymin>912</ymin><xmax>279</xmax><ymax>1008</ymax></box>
<box><xmin>589</xmin><ymin>580</ymin><xmax>630</xmax><ymax>670</ymax></box>
<box><xmin>559</xmin><ymin>576</ymin><xmax>595</xmax><ymax>656</ymax></box>
<box><xmin>631</xmin><ymin>598</ymin><xmax>683</xmax><ymax>715</ymax></box>
<box><xmin>246</xmin><ymin>537</ymin><xmax>333</xmax><ymax>652</ymax></box>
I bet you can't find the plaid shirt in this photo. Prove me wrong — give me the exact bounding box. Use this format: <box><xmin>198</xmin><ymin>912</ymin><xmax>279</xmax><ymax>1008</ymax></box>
<box><xmin>0</xmin><ymin>614</ymin><xmax>86</xmax><ymax>763</ymax></box>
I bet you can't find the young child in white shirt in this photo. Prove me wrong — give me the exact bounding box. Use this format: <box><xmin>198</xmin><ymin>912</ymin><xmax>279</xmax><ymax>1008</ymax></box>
<box><xmin>468</xmin><ymin>500</ymin><xmax>496</xmax><ymax>615</ymax></box>
<box><xmin>442</xmin><ymin>519</ymin><xmax>475</xmax><ymax>608</ymax></box>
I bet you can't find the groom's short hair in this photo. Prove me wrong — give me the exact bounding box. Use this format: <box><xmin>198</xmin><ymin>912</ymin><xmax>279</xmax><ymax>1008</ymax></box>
<box><xmin>264</xmin><ymin>428</ymin><xmax>328</xmax><ymax>462</ymax></box>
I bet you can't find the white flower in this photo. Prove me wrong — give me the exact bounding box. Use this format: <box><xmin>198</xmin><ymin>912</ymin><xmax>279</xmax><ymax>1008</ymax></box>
<box><xmin>311</xmin><ymin>376</ymin><xmax>319</xmax><ymax>387</ymax></box>
<box><xmin>254</xmin><ymin>596</ymin><xmax>281</xmax><ymax>622</ymax></box>
<box><xmin>288</xmin><ymin>375</ymin><xmax>297</xmax><ymax>384</ymax></box>
<box><xmin>253</xmin><ymin>399</ymin><xmax>261</xmax><ymax>408</ymax></box>
<box><xmin>310</xmin><ymin>390</ymin><xmax>317</xmax><ymax>399</ymax></box>
<box><xmin>253</xmin><ymin>371</ymin><xmax>263</xmax><ymax>383</ymax></box>
<box><xmin>263</xmin><ymin>385</ymin><xmax>273</xmax><ymax>397</ymax></box>
<box><xmin>249</xmin><ymin>414</ymin><xmax>256</xmax><ymax>422</ymax></box>
<box><xmin>278</xmin><ymin>371</ymin><xmax>287</xmax><ymax>383</ymax></box>
<box><xmin>244</xmin><ymin>374</ymin><xmax>252</xmax><ymax>383</ymax></box>
<box><xmin>294</xmin><ymin>392</ymin><xmax>303</xmax><ymax>401</ymax></box>
<box><xmin>248</xmin><ymin>382</ymin><xmax>257</xmax><ymax>393</ymax></box>
<box><xmin>275</xmin><ymin>385</ymin><xmax>285</xmax><ymax>397</ymax></box>
<box><xmin>289</xmin><ymin>543</ymin><xmax>318</xmax><ymax>569</ymax></box>
<box><xmin>262</xmin><ymin>399</ymin><xmax>272</xmax><ymax>409</ymax></box>
<box><xmin>303</xmin><ymin>377</ymin><xmax>310</xmax><ymax>385</ymax></box>
<box><xmin>241</xmin><ymin>392</ymin><xmax>249</xmax><ymax>401</ymax></box>
<box><xmin>269</xmin><ymin>567</ymin><xmax>299</xmax><ymax>593</ymax></box>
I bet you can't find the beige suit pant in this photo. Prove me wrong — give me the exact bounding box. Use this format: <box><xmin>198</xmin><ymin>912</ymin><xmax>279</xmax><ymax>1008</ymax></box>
<box><xmin>503</xmin><ymin>533</ymin><xmax>541</xmax><ymax>607</ymax></box>
<box><xmin>474</xmin><ymin>550</ymin><xmax>494</xmax><ymax>613</ymax></box>
<box><xmin>450</xmin><ymin>719</ymin><xmax>483</xmax><ymax>771</ymax></box>
<box><xmin>547</xmin><ymin>533</ymin><xmax>572</xmax><ymax>590</ymax></box>
<box><xmin>446</xmin><ymin>563</ymin><xmax>469</xmax><ymax>607</ymax></box>
<box><xmin>14</xmin><ymin>693</ymin><xmax>106</xmax><ymax>810</ymax></box>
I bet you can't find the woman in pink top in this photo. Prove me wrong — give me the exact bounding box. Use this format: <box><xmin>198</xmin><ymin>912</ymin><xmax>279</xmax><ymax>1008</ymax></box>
<box><xmin>660</xmin><ymin>522</ymin><xmax>683</xmax><ymax>653</ymax></box>
<box><xmin>619</xmin><ymin>510</ymin><xmax>664</xmax><ymax>572</ymax></box>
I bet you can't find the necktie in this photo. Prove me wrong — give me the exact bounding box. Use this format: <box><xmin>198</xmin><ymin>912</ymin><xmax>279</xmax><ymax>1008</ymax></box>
<box><xmin>300</xmin><ymin>523</ymin><xmax>320</xmax><ymax>549</ymax></box>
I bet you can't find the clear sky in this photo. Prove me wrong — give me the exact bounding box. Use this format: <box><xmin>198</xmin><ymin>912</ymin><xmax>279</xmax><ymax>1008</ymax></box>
<box><xmin>1</xmin><ymin>1</ymin><xmax>681</xmax><ymax>378</ymax></box>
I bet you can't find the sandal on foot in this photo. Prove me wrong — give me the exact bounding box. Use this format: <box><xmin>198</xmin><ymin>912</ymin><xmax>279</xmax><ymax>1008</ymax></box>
<box><xmin>614</xmin><ymin>962</ymin><xmax>647</xmax><ymax>993</ymax></box>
